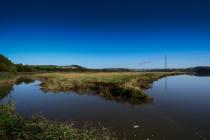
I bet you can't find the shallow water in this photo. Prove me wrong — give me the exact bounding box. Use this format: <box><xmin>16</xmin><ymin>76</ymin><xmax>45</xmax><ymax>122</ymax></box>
<box><xmin>1</xmin><ymin>75</ymin><xmax>210</xmax><ymax>140</ymax></box>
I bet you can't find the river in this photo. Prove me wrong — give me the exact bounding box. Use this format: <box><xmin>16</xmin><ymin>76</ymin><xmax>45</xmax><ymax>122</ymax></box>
<box><xmin>1</xmin><ymin>75</ymin><xmax>210</xmax><ymax>140</ymax></box>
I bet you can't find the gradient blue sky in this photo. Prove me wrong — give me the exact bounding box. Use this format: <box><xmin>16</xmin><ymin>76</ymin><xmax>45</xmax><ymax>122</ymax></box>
<box><xmin>0</xmin><ymin>0</ymin><xmax>210</xmax><ymax>68</ymax></box>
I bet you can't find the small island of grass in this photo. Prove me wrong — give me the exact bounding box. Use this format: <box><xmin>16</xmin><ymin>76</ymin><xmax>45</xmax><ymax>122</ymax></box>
<box><xmin>34</xmin><ymin>72</ymin><xmax>179</xmax><ymax>104</ymax></box>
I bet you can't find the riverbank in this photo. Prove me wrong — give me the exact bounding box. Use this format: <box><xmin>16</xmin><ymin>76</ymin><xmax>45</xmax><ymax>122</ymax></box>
<box><xmin>0</xmin><ymin>72</ymin><xmax>182</xmax><ymax>104</ymax></box>
<box><xmin>0</xmin><ymin>104</ymin><xmax>117</xmax><ymax>140</ymax></box>
<box><xmin>0</xmin><ymin>72</ymin><xmax>17</xmax><ymax>85</ymax></box>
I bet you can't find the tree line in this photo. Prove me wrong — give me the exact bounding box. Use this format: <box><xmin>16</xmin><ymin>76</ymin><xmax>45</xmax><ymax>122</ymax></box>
<box><xmin>0</xmin><ymin>54</ymin><xmax>87</xmax><ymax>72</ymax></box>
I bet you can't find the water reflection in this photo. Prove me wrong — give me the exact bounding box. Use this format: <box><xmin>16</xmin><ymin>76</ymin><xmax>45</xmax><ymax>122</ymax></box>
<box><xmin>15</xmin><ymin>77</ymin><xmax>35</xmax><ymax>85</ymax></box>
<box><xmin>0</xmin><ymin>77</ymin><xmax>35</xmax><ymax>103</ymax></box>
<box><xmin>0</xmin><ymin>84</ymin><xmax>13</xmax><ymax>100</ymax></box>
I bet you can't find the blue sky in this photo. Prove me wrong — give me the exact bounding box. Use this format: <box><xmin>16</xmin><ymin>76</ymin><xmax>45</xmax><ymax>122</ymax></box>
<box><xmin>0</xmin><ymin>0</ymin><xmax>210</xmax><ymax>68</ymax></box>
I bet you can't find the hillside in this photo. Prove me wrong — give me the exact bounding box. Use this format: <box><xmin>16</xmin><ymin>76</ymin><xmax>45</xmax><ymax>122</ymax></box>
<box><xmin>0</xmin><ymin>55</ymin><xmax>17</xmax><ymax>72</ymax></box>
<box><xmin>192</xmin><ymin>66</ymin><xmax>210</xmax><ymax>75</ymax></box>
<box><xmin>15</xmin><ymin>64</ymin><xmax>88</xmax><ymax>72</ymax></box>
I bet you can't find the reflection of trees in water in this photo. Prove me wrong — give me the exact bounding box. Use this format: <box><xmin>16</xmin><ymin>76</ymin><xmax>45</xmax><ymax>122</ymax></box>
<box><xmin>0</xmin><ymin>84</ymin><xmax>13</xmax><ymax>100</ymax></box>
<box><xmin>15</xmin><ymin>77</ymin><xmax>35</xmax><ymax>85</ymax></box>
<box><xmin>0</xmin><ymin>77</ymin><xmax>35</xmax><ymax>102</ymax></box>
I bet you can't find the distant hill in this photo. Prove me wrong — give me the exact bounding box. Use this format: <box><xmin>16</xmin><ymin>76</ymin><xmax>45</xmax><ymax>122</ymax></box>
<box><xmin>0</xmin><ymin>54</ymin><xmax>17</xmax><ymax>72</ymax></box>
<box><xmin>1</xmin><ymin>54</ymin><xmax>210</xmax><ymax>74</ymax></box>
<box><xmin>15</xmin><ymin>64</ymin><xmax>88</xmax><ymax>72</ymax></box>
<box><xmin>101</xmin><ymin>68</ymin><xmax>132</xmax><ymax>72</ymax></box>
<box><xmin>61</xmin><ymin>65</ymin><xmax>87</xmax><ymax>70</ymax></box>
<box><xmin>0</xmin><ymin>54</ymin><xmax>87</xmax><ymax>72</ymax></box>
<box><xmin>192</xmin><ymin>66</ymin><xmax>210</xmax><ymax>75</ymax></box>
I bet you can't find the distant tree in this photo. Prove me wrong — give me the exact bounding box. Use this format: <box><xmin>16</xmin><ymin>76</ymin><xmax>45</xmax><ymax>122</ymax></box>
<box><xmin>15</xmin><ymin>64</ymin><xmax>24</xmax><ymax>72</ymax></box>
<box><xmin>15</xmin><ymin>64</ymin><xmax>35</xmax><ymax>72</ymax></box>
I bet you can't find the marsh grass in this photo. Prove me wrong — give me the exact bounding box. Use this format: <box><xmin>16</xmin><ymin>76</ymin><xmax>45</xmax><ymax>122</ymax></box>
<box><xmin>34</xmin><ymin>72</ymin><xmax>180</xmax><ymax>104</ymax></box>
<box><xmin>0</xmin><ymin>72</ymin><xmax>180</xmax><ymax>104</ymax></box>
<box><xmin>0</xmin><ymin>104</ymin><xmax>118</xmax><ymax>140</ymax></box>
<box><xmin>0</xmin><ymin>72</ymin><xmax>17</xmax><ymax>85</ymax></box>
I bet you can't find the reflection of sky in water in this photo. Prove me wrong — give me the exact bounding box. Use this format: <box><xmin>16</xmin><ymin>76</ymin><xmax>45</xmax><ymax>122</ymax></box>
<box><xmin>1</xmin><ymin>75</ymin><xmax>210</xmax><ymax>140</ymax></box>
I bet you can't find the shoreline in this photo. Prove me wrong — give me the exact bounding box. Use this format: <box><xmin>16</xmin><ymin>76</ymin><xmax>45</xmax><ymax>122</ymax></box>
<box><xmin>1</xmin><ymin>72</ymin><xmax>183</xmax><ymax>104</ymax></box>
<box><xmin>35</xmin><ymin>72</ymin><xmax>182</xmax><ymax>104</ymax></box>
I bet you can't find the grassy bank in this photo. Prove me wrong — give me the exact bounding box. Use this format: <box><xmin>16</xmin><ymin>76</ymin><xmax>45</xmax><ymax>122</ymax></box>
<box><xmin>0</xmin><ymin>72</ymin><xmax>17</xmax><ymax>85</ymax></box>
<box><xmin>34</xmin><ymin>72</ymin><xmax>180</xmax><ymax>104</ymax></box>
<box><xmin>0</xmin><ymin>72</ymin><xmax>37</xmax><ymax>86</ymax></box>
<box><xmin>0</xmin><ymin>104</ymin><xmax>117</xmax><ymax>140</ymax></box>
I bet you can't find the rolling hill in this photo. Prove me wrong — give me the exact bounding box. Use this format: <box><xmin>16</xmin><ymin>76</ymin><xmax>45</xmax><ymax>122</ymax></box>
<box><xmin>0</xmin><ymin>54</ymin><xmax>17</xmax><ymax>72</ymax></box>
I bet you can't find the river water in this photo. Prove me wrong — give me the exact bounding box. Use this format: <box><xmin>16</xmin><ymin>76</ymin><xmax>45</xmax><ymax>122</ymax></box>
<box><xmin>1</xmin><ymin>75</ymin><xmax>210</xmax><ymax>140</ymax></box>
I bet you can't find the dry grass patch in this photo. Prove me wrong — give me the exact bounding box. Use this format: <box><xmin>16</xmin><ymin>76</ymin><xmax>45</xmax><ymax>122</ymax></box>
<box><xmin>33</xmin><ymin>72</ymin><xmax>180</xmax><ymax>104</ymax></box>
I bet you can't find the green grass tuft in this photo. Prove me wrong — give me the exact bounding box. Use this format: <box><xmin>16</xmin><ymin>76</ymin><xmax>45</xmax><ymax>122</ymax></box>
<box><xmin>0</xmin><ymin>104</ymin><xmax>117</xmax><ymax>140</ymax></box>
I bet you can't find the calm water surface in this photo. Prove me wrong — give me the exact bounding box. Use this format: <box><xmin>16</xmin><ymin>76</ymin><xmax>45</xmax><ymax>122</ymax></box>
<box><xmin>1</xmin><ymin>75</ymin><xmax>210</xmax><ymax>140</ymax></box>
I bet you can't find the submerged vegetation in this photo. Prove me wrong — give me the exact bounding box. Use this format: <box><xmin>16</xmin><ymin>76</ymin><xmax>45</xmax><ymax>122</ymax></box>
<box><xmin>0</xmin><ymin>104</ymin><xmax>117</xmax><ymax>140</ymax></box>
